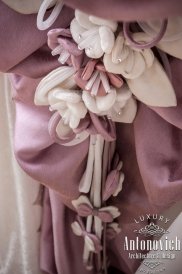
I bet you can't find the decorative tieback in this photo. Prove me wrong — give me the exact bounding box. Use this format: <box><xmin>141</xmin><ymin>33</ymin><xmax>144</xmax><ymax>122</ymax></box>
<box><xmin>72</xmin><ymin>195</ymin><xmax>120</xmax><ymax>223</ymax></box>
<box><xmin>71</xmin><ymin>218</ymin><xmax>102</xmax><ymax>254</ymax></box>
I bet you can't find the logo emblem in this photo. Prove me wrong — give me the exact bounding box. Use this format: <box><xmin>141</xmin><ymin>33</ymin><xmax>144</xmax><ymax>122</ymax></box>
<box><xmin>134</xmin><ymin>222</ymin><xmax>169</xmax><ymax>237</ymax></box>
<box><xmin>143</xmin><ymin>260</ymin><xmax>162</xmax><ymax>269</ymax></box>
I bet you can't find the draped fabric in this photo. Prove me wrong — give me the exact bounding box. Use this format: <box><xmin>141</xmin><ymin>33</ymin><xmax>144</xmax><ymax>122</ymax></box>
<box><xmin>0</xmin><ymin>1</ymin><xmax>182</xmax><ymax>274</ymax></box>
<box><xmin>0</xmin><ymin>73</ymin><xmax>44</xmax><ymax>274</ymax></box>
<box><xmin>64</xmin><ymin>0</ymin><xmax>182</xmax><ymax>21</ymax></box>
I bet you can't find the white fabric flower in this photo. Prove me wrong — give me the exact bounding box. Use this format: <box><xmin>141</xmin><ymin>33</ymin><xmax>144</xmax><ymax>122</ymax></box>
<box><xmin>82</xmin><ymin>84</ymin><xmax>137</xmax><ymax>123</ymax></box>
<box><xmin>104</xmin><ymin>32</ymin><xmax>155</xmax><ymax>79</ymax></box>
<box><xmin>70</xmin><ymin>10</ymin><xmax>118</xmax><ymax>59</ymax></box>
<box><xmin>104</xmin><ymin>32</ymin><xmax>177</xmax><ymax>107</ymax></box>
<box><xmin>35</xmin><ymin>66</ymin><xmax>87</xmax><ymax>130</ymax></box>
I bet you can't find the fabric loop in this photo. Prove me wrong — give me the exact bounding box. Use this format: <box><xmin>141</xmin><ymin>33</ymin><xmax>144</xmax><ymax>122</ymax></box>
<box><xmin>88</xmin><ymin>112</ymin><xmax>116</xmax><ymax>142</ymax></box>
<box><xmin>123</xmin><ymin>19</ymin><xmax>168</xmax><ymax>49</ymax></box>
<box><xmin>48</xmin><ymin>111</ymin><xmax>76</xmax><ymax>145</ymax></box>
<box><xmin>37</xmin><ymin>0</ymin><xmax>64</xmax><ymax>30</ymax></box>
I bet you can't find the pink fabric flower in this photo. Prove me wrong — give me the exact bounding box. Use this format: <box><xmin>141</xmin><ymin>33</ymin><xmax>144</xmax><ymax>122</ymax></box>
<box><xmin>75</xmin><ymin>59</ymin><xmax>123</xmax><ymax>96</ymax></box>
<box><xmin>47</xmin><ymin>28</ymin><xmax>84</xmax><ymax>69</ymax></box>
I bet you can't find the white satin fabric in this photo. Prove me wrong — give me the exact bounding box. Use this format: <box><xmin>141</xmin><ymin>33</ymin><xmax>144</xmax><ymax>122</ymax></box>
<box><xmin>0</xmin><ymin>73</ymin><xmax>44</xmax><ymax>274</ymax></box>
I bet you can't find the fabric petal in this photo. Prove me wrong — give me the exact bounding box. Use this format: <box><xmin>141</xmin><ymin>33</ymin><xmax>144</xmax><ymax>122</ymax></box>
<box><xmin>99</xmin><ymin>26</ymin><xmax>115</xmax><ymax>54</ymax></box>
<box><xmin>127</xmin><ymin>59</ymin><xmax>177</xmax><ymax>107</ymax></box>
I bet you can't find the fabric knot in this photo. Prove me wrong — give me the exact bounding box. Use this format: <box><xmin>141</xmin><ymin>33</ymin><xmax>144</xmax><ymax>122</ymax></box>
<box><xmin>72</xmin><ymin>195</ymin><xmax>120</xmax><ymax>223</ymax></box>
<box><xmin>70</xmin><ymin>10</ymin><xmax>118</xmax><ymax>59</ymax></box>
<box><xmin>71</xmin><ymin>217</ymin><xmax>102</xmax><ymax>253</ymax></box>
<box><xmin>76</xmin><ymin>203</ymin><xmax>113</xmax><ymax>223</ymax></box>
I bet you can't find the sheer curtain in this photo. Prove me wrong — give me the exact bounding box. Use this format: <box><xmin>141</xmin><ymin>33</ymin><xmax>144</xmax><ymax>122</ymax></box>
<box><xmin>0</xmin><ymin>73</ymin><xmax>44</xmax><ymax>274</ymax></box>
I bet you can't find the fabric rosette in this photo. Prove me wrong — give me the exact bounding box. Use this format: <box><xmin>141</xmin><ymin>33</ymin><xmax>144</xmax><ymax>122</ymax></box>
<box><xmin>70</xmin><ymin>9</ymin><xmax>118</xmax><ymax>59</ymax></box>
<box><xmin>82</xmin><ymin>84</ymin><xmax>137</xmax><ymax>124</ymax></box>
<box><xmin>104</xmin><ymin>32</ymin><xmax>177</xmax><ymax>107</ymax></box>
<box><xmin>74</xmin><ymin>59</ymin><xmax>124</xmax><ymax>96</ymax></box>
<box><xmin>34</xmin><ymin>66</ymin><xmax>88</xmax><ymax>142</ymax></box>
<box><xmin>74</xmin><ymin>59</ymin><xmax>137</xmax><ymax>123</ymax></box>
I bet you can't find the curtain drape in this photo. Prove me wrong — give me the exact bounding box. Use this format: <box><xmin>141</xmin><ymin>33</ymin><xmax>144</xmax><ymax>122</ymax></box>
<box><xmin>0</xmin><ymin>73</ymin><xmax>44</xmax><ymax>274</ymax></box>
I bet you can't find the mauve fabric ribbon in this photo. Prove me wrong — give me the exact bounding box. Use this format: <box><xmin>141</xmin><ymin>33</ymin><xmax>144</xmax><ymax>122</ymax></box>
<box><xmin>64</xmin><ymin>0</ymin><xmax>182</xmax><ymax>21</ymax></box>
<box><xmin>47</xmin><ymin>28</ymin><xmax>85</xmax><ymax>69</ymax></box>
<box><xmin>77</xmin><ymin>203</ymin><xmax>114</xmax><ymax>223</ymax></box>
<box><xmin>102</xmin><ymin>160</ymin><xmax>122</xmax><ymax>201</ymax></box>
<box><xmin>123</xmin><ymin>19</ymin><xmax>168</xmax><ymax>49</ymax></box>
<box><xmin>48</xmin><ymin>111</ymin><xmax>77</xmax><ymax>145</ymax></box>
<box><xmin>75</xmin><ymin>60</ymin><xmax>123</xmax><ymax>96</ymax></box>
<box><xmin>73</xmin><ymin>217</ymin><xmax>103</xmax><ymax>254</ymax></box>
<box><xmin>48</xmin><ymin>28</ymin><xmax>81</xmax><ymax>56</ymax></box>
<box><xmin>106</xmin><ymin>226</ymin><xmax>119</xmax><ymax>240</ymax></box>
<box><xmin>88</xmin><ymin>112</ymin><xmax>116</xmax><ymax>142</ymax></box>
<box><xmin>48</xmin><ymin>111</ymin><xmax>116</xmax><ymax>144</ymax></box>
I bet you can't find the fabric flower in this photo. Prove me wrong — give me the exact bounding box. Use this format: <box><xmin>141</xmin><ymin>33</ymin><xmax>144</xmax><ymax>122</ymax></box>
<box><xmin>82</xmin><ymin>84</ymin><xmax>137</xmax><ymax>123</ymax></box>
<box><xmin>104</xmin><ymin>32</ymin><xmax>177</xmax><ymax>107</ymax></box>
<box><xmin>70</xmin><ymin>10</ymin><xmax>117</xmax><ymax>59</ymax></box>
<box><xmin>75</xmin><ymin>59</ymin><xmax>123</xmax><ymax>96</ymax></box>
<box><xmin>47</xmin><ymin>28</ymin><xmax>84</xmax><ymax>69</ymax></box>
<box><xmin>35</xmin><ymin>66</ymin><xmax>87</xmax><ymax>138</ymax></box>
<box><xmin>104</xmin><ymin>32</ymin><xmax>155</xmax><ymax>79</ymax></box>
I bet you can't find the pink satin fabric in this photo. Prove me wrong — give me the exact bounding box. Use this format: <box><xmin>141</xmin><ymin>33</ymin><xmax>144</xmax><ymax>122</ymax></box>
<box><xmin>65</xmin><ymin>0</ymin><xmax>182</xmax><ymax>21</ymax></box>
<box><xmin>0</xmin><ymin>1</ymin><xmax>182</xmax><ymax>274</ymax></box>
